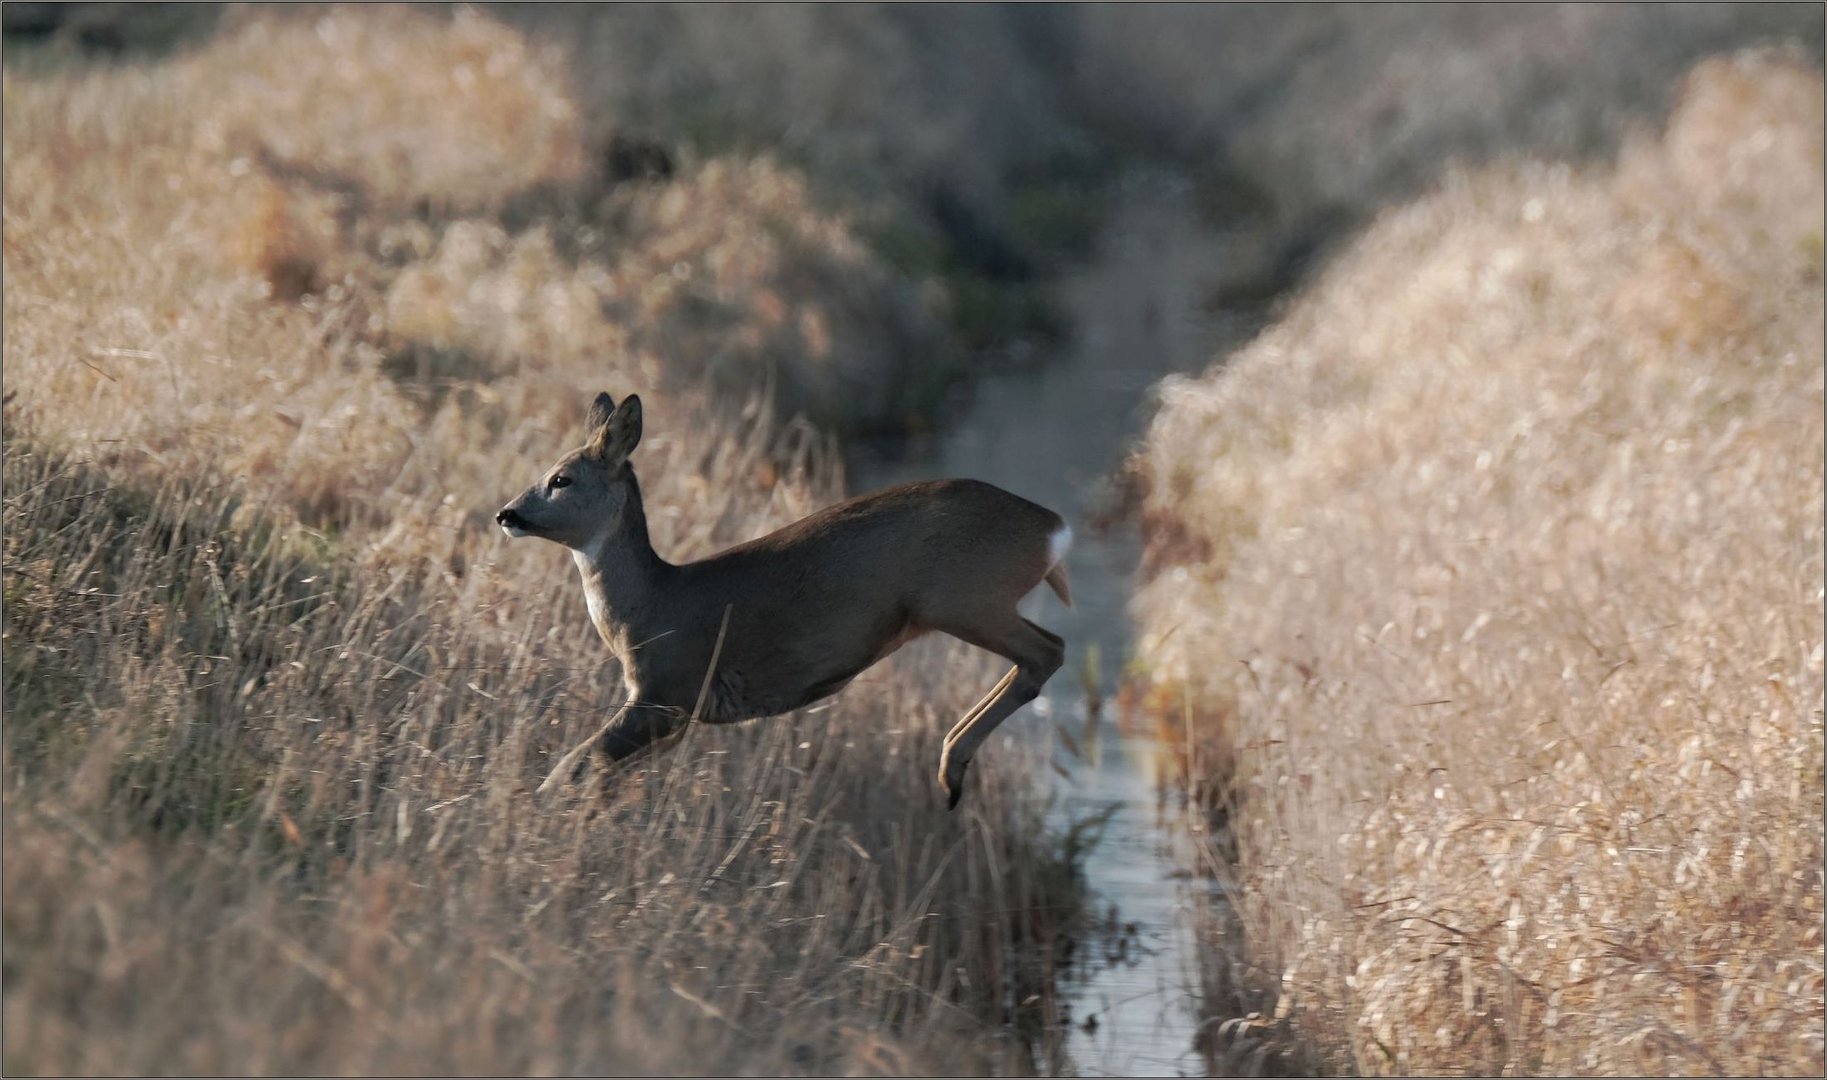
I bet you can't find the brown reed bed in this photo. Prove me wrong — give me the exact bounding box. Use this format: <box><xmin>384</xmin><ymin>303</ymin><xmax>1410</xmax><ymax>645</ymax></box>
<box><xmin>2</xmin><ymin>8</ymin><xmax>1087</xmax><ymax>1074</ymax></box>
<box><xmin>1130</xmin><ymin>49</ymin><xmax>1825</xmax><ymax>1076</ymax></box>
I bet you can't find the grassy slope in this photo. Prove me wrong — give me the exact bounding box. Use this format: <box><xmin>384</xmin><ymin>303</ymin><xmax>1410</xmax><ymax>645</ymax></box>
<box><xmin>4</xmin><ymin>7</ymin><xmax>951</xmax><ymax>450</ymax></box>
<box><xmin>2</xmin><ymin>440</ymin><xmax>1075</xmax><ymax>1075</ymax></box>
<box><xmin>1131</xmin><ymin>50</ymin><xmax>1824</xmax><ymax>1075</ymax></box>
<box><xmin>497</xmin><ymin>6</ymin><xmax>1826</xmax><ymax>352</ymax></box>
<box><xmin>1072</xmin><ymin>7</ymin><xmax>1826</xmax><ymax>230</ymax></box>
<box><xmin>2</xmin><ymin>8</ymin><xmax>1078</xmax><ymax>1074</ymax></box>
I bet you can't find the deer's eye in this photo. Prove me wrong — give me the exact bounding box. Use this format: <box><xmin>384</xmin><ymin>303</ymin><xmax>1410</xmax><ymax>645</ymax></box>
<box><xmin>549</xmin><ymin>475</ymin><xmax>572</xmax><ymax>490</ymax></box>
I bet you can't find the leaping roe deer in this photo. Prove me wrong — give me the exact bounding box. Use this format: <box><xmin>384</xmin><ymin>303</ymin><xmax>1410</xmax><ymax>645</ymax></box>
<box><xmin>497</xmin><ymin>392</ymin><xmax>1071</xmax><ymax>809</ymax></box>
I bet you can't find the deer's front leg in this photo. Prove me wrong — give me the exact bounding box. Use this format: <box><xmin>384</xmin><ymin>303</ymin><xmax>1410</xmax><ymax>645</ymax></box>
<box><xmin>539</xmin><ymin>694</ymin><xmax>677</xmax><ymax>795</ymax></box>
<box><xmin>599</xmin><ymin>699</ymin><xmax>688</xmax><ymax>762</ymax></box>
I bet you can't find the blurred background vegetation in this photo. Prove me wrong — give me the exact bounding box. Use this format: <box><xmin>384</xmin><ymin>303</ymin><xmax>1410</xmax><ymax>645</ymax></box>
<box><xmin>6</xmin><ymin>3</ymin><xmax>1821</xmax><ymax>441</ymax></box>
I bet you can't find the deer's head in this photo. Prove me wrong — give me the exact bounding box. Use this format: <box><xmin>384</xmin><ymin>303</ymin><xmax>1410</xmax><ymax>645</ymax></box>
<box><xmin>497</xmin><ymin>392</ymin><xmax>644</xmax><ymax>553</ymax></box>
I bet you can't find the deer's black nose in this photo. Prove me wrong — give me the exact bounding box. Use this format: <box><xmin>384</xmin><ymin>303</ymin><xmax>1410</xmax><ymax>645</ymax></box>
<box><xmin>496</xmin><ymin>508</ymin><xmax>524</xmax><ymax>529</ymax></box>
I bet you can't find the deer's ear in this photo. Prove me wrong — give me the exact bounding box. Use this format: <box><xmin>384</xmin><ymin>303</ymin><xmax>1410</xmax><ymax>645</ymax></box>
<box><xmin>585</xmin><ymin>392</ymin><xmax>617</xmax><ymax>437</ymax></box>
<box><xmin>590</xmin><ymin>393</ymin><xmax>642</xmax><ymax>462</ymax></box>
<box><xmin>585</xmin><ymin>392</ymin><xmax>619</xmax><ymax>460</ymax></box>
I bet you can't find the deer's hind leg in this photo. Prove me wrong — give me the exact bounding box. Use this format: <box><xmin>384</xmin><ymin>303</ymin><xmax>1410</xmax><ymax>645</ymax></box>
<box><xmin>943</xmin><ymin>666</ymin><xmax>1019</xmax><ymax>747</ymax></box>
<box><xmin>936</xmin><ymin>615</ymin><xmax>1065</xmax><ymax>810</ymax></box>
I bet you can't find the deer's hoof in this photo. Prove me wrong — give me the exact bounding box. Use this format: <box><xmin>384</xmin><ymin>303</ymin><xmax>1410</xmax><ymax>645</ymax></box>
<box><xmin>940</xmin><ymin>758</ymin><xmax>969</xmax><ymax>811</ymax></box>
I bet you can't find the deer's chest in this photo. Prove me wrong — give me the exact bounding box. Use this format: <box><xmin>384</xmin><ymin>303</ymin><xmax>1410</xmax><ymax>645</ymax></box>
<box><xmin>622</xmin><ymin>650</ymin><xmax>750</xmax><ymax>724</ymax></box>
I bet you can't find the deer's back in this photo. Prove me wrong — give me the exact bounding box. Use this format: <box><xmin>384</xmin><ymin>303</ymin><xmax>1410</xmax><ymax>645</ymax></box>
<box><xmin>713</xmin><ymin>478</ymin><xmax>1058</xmax><ymax>576</ymax></box>
<box><xmin>676</xmin><ymin>478</ymin><xmax>1060</xmax><ymax>634</ymax></box>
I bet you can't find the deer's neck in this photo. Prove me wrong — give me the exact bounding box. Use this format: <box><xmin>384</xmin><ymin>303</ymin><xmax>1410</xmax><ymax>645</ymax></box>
<box><xmin>570</xmin><ymin>478</ymin><xmax>673</xmax><ymax>653</ymax></box>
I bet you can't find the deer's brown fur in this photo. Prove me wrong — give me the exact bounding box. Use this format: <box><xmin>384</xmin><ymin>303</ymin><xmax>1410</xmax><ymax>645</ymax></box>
<box><xmin>498</xmin><ymin>392</ymin><xmax>1070</xmax><ymax>808</ymax></box>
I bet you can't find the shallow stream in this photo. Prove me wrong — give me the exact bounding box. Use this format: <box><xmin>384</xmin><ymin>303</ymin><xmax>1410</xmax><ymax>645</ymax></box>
<box><xmin>853</xmin><ymin>173</ymin><xmax>1254</xmax><ymax>1076</ymax></box>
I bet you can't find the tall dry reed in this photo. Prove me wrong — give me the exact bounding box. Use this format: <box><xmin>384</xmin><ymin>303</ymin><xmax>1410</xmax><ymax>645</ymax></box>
<box><xmin>3</xmin><ymin>7</ymin><xmax>1080</xmax><ymax>1074</ymax></box>
<box><xmin>1132</xmin><ymin>50</ymin><xmax>1825</xmax><ymax>1075</ymax></box>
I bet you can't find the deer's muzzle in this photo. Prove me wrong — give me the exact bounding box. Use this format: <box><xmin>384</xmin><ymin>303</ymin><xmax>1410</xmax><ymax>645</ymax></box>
<box><xmin>496</xmin><ymin>507</ymin><xmax>533</xmax><ymax>538</ymax></box>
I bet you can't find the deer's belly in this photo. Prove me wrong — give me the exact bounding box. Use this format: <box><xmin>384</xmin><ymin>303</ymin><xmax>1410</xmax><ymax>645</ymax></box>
<box><xmin>668</xmin><ymin>665</ymin><xmax>865</xmax><ymax>725</ymax></box>
<box><xmin>637</xmin><ymin>622</ymin><xmax>920</xmax><ymax>724</ymax></box>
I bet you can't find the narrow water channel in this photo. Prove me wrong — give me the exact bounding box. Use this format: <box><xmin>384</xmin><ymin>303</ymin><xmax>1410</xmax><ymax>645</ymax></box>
<box><xmin>853</xmin><ymin>173</ymin><xmax>1254</xmax><ymax>1076</ymax></box>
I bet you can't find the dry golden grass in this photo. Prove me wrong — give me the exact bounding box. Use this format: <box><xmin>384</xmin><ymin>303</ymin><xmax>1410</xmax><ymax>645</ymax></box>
<box><xmin>3</xmin><ymin>7</ymin><xmax>1078</xmax><ymax>1074</ymax></box>
<box><xmin>1075</xmin><ymin>6</ymin><xmax>1824</xmax><ymax>227</ymax></box>
<box><xmin>2</xmin><ymin>440</ymin><xmax>1077</xmax><ymax>1076</ymax></box>
<box><xmin>1131</xmin><ymin>50</ymin><xmax>1824</xmax><ymax>1075</ymax></box>
<box><xmin>3</xmin><ymin>7</ymin><xmax>948</xmax><ymax>473</ymax></box>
